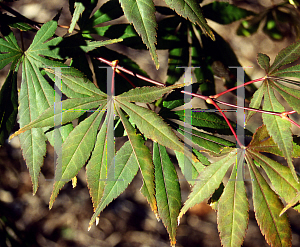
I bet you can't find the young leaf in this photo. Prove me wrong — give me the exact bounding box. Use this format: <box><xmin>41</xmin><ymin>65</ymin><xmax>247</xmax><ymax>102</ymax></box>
<box><xmin>262</xmin><ymin>81</ymin><xmax>297</xmax><ymax>181</ymax></box>
<box><xmin>88</xmin><ymin>140</ymin><xmax>139</xmax><ymax>229</ymax></box>
<box><xmin>269</xmin><ymin>39</ymin><xmax>300</xmax><ymax>73</ymax></box>
<box><xmin>116</xmin><ymin>84</ymin><xmax>183</xmax><ymax>103</ymax></box>
<box><xmin>247</xmin><ymin>157</ymin><xmax>292</xmax><ymax>247</ymax></box>
<box><xmin>217</xmin><ymin>163</ymin><xmax>249</xmax><ymax>247</ymax></box>
<box><xmin>119</xmin><ymin>0</ymin><xmax>159</xmax><ymax>68</ymax></box>
<box><xmin>49</xmin><ymin>106</ymin><xmax>105</xmax><ymax>208</ymax></box>
<box><xmin>257</xmin><ymin>53</ymin><xmax>270</xmax><ymax>73</ymax></box>
<box><xmin>116</xmin><ymin>105</ymin><xmax>157</xmax><ymax>216</ymax></box>
<box><xmin>0</xmin><ymin>69</ymin><xmax>18</xmax><ymax>145</ymax></box>
<box><xmin>178</xmin><ymin>149</ymin><xmax>237</xmax><ymax>221</ymax></box>
<box><xmin>153</xmin><ymin>143</ymin><xmax>181</xmax><ymax>246</ymax></box>
<box><xmin>163</xmin><ymin>0</ymin><xmax>214</xmax><ymax>40</ymax></box>
<box><xmin>116</xmin><ymin>99</ymin><xmax>186</xmax><ymax>155</ymax></box>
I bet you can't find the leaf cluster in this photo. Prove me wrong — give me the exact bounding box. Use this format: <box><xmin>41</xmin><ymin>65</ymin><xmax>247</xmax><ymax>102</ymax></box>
<box><xmin>1</xmin><ymin>1</ymin><xmax>300</xmax><ymax>246</ymax></box>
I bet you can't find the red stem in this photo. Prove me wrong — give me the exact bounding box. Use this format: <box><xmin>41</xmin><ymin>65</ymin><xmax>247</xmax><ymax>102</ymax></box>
<box><xmin>211</xmin><ymin>77</ymin><xmax>266</xmax><ymax>99</ymax></box>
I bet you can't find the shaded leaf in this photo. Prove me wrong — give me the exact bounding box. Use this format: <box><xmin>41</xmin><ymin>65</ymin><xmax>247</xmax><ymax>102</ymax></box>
<box><xmin>246</xmin><ymin>81</ymin><xmax>266</xmax><ymax>122</ymax></box>
<box><xmin>164</xmin><ymin>0</ymin><xmax>214</xmax><ymax>40</ymax></box>
<box><xmin>153</xmin><ymin>143</ymin><xmax>181</xmax><ymax>246</ymax></box>
<box><xmin>0</xmin><ymin>69</ymin><xmax>18</xmax><ymax>145</ymax></box>
<box><xmin>202</xmin><ymin>2</ymin><xmax>254</xmax><ymax>25</ymax></box>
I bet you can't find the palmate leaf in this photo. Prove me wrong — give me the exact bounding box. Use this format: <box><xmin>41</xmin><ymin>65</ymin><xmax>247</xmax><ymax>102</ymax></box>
<box><xmin>49</xmin><ymin>104</ymin><xmax>106</xmax><ymax>208</ymax></box>
<box><xmin>269</xmin><ymin>39</ymin><xmax>300</xmax><ymax>74</ymax></box>
<box><xmin>88</xmin><ymin>140</ymin><xmax>139</xmax><ymax>230</ymax></box>
<box><xmin>262</xmin><ymin>81</ymin><xmax>296</xmax><ymax>181</ymax></box>
<box><xmin>271</xmin><ymin>64</ymin><xmax>300</xmax><ymax>78</ymax></box>
<box><xmin>163</xmin><ymin>0</ymin><xmax>214</xmax><ymax>40</ymax></box>
<box><xmin>247</xmin><ymin>124</ymin><xmax>300</xmax><ymax>158</ymax></box>
<box><xmin>248</xmin><ymin>151</ymin><xmax>300</xmax><ymax>213</ymax></box>
<box><xmin>153</xmin><ymin>143</ymin><xmax>181</xmax><ymax>246</ymax></box>
<box><xmin>178</xmin><ymin>149</ymin><xmax>237</xmax><ymax>222</ymax></box>
<box><xmin>0</xmin><ymin>25</ymin><xmax>22</xmax><ymax>69</ymax></box>
<box><xmin>246</xmin><ymin>81</ymin><xmax>266</xmax><ymax>122</ymax></box>
<box><xmin>115</xmin><ymin>104</ymin><xmax>157</xmax><ymax>216</ymax></box>
<box><xmin>217</xmin><ymin>162</ymin><xmax>249</xmax><ymax>247</ymax></box>
<box><xmin>119</xmin><ymin>0</ymin><xmax>159</xmax><ymax>69</ymax></box>
<box><xmin>116</xmin><ymin>99</ymin><xmax>187</xmax><ymax>155</ymax></box>
<box><xmin>116</xmin><ymin>84</ymin><xmax>183</xmax><ymax>103</ymax></box>
<box><xmin>246</xmin><ymin>156</ymin><xmax>292</xmax><ymax>247</ymax></box>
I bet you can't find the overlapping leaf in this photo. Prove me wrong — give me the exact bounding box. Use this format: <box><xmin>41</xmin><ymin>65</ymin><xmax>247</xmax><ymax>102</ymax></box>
<box><xmin>50</xmin><ymin>105</ymin><xmax>106</xmax><ymax>208</ymax></box>
<box><xmin>247</xmin><ymin>157</ymin><xmax>291</xmax><ymax>247</ymax></box>
<box><xmin>178</xmin><ymin>149</ymin><xmax>237</xmax><ymax>221</ymax></box>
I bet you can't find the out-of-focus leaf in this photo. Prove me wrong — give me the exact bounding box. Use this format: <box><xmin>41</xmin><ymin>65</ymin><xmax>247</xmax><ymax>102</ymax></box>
<box><xmin>202</xmin><ymin>2</ymin><xmax>254</xmax><ymax>25</ymax></box>
<box><xmin>153</xmin><ymin>143</ymin><xmax>181</xmax><ymax>246</ymax></box>
<box><xmin>0</xmin><ymin>69</ymin><xmax>18</xmax><ymax>145</ymax></box>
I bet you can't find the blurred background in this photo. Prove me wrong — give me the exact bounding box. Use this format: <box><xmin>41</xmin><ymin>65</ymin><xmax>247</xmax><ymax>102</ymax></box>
<box><xmin>1</xmin><ymin>0</ymin><xmax>300</xmax><ymax>246</ymax></box>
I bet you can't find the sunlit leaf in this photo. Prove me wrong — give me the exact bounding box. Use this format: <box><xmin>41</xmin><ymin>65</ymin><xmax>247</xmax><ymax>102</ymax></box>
<box><xmin>153</xmin><ymin>143</ymin><xmax>181</xmax><ymax>246</ymax></box>
<box><xmin>116</xmin><ymin>105</ymin><xmax>157</xmax><ymax>216</ymax></box>
<box><xmin>69</xmin><ymin>1</ymin><xmax>85</xmax><ymax>33</ymax></box>
<box><xmin>217</xmin><ymin>162</ymin><xmax>249</xmax><ymax>247</ymax></box>
<box><xmin>257</xmin><ymin>53</ymin><xmax>270</xmax><ymax>73</ymax></box>
<box><xmin>269</xmin><ymin>39</ymin><xmax>300</xmax><ymax>73</ymax></box>
<box><xmin>116</xmin><ymin>84</ymin><xmax>183</xmax><ymax>103</ymax></box>
<box><xmin>119</xmin><ymin>0</ymin><xmax>159</xmax><ymax>68</ymax></box>
<box><xmin>247</xmin><ymin>157</ymin><xmax>292</xmax><ymax>247</ymax></box>
<box><xmin>49</xmin><ymin>105</ymin><xmax>106</xmax><ymax>208</ymax></box>
<box><xmin>178</xmin><ymin>149</ymin><xmax>237</xmax><ymax>221</ymax></box>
